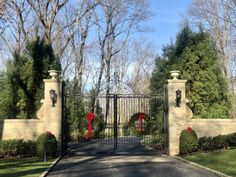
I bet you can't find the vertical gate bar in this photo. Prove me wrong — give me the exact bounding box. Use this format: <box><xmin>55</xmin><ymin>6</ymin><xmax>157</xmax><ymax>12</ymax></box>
<box><xmin>114</xmin><ymin>94</ymin><xmax>118</xmax><ymax>152</ymax></box>
<box><xmin>163</xmin><ymin>84</ymin><xmax>167</xmax><ymax>152</ymax></box>
<box><xmin>61</xmin><ymin>81</ymin><xmax>65</xmax><ymax>155</ymax></box>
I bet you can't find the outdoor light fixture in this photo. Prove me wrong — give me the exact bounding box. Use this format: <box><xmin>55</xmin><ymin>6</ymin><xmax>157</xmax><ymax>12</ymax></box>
<box><xmin>176</xmin><ymin>89</ymin><xmax>181</xmax><ymax>107</ymax></box>
<box><xmin>49</xmin><ymin>89</ymin><xmax>57</xmax><ymax>107</ymax></box>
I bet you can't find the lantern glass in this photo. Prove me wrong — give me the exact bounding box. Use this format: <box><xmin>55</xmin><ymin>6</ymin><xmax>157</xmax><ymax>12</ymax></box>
<box><xmin>176</xmin><ymin>89</ymin><xmax>181</xmax><ymax>107</ymax></box>
<box><xmin>49</xmin><ymin>89</ymin><xmax>56</xmax><ymax>107</ymax></box>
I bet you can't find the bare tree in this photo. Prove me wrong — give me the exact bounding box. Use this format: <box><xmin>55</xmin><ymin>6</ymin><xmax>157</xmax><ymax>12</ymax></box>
<box><xmin>70</xmin><ymin>0</ymin><xmax>96</xmax><ymax>93</ymax></box>
<box><xmin>94</xmin><ymin>0</ymin><xmax>151</xmax><ymax>96</ymax></box>
<box><xmin>26</xmin><ymin>0</ymin><xmax>77</xmax><ymax>68</ymax></box>
<box><xmin>26</xmin><ymin>0</ymin><xmax>99</xmax><ymax>85</ymax></box>
<box><xmin>0</xmin><ymin>0</ymin><xmax>33</xmax><ymax>55</ymax></box>
<box><xmin>112</xmin><ymin>43</ymin><xmax>130</xmax><ymax>94</ymax></box>
<box><xmin>125</xmin><ymin>39</ymin><xmax>156</xmax><ymax>94</ymax></box>
<box><xmin>0</xmin><ymin>0</ymin><xmax>6</xmax><ymax>18</ymax></box>
<box><xmin>26</xmin><ymin>0</ymin><xmax>69</xmax><ymax>45</ymax></box>
<box><xmin>188</xmin><ymin>0</ymin><xmax>233</xmax><ymax>77</ymax></box>
<box><xmin>91</xmin><ymin>0</ymin><xmax>150</xmax><ymax>121</ymax></box>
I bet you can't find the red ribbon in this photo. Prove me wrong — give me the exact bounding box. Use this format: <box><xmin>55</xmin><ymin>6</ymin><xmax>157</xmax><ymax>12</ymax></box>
<box><xmin>139</xmin><ymin>112</ymin><xmax>145</xmax><ymax>132</ymax></box>
<box><xmin>86</xmin><ymin>112</ymin><xmax>95</xmax><ymax>140</ymax></box>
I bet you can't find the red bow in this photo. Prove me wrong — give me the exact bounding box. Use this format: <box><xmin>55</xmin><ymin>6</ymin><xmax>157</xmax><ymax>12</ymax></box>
<box><xmin>139</xmin><ymin>112</ymin><xmax>145</xmax><ymax>132</ymax></box>
<box><xmin>86</xmin><ymin>112</ymin><xmax>95</xmax><ymax>140</ymax></box>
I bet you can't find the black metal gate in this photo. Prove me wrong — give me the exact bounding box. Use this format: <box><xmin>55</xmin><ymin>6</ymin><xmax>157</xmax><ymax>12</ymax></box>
<box><xmin>62</xmin><ymin>92</ymin><xmax>167</xmax><ymax>155</ymax></box>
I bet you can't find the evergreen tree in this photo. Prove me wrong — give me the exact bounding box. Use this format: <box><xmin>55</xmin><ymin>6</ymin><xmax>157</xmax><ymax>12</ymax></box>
<box><xmin>150</xmin><ymin>25</ymin><xmax>194</xmax><ymax>94</ymax></box>
<box><xmin>0</xmin><ymin>71</ymin><xmax>13</xmax><ymax>119</ymax></box>
<box><xmin>179</xmin><ymin>32</ymin><xmax>230</xmax><ymax>118</ymax></box>
<box><xmin>26</xmin><ymin>37</ymin><xmax>60</xmax><ymax>110</ymax></box>
<box><xmin>150</xmin><ymin>26</ymin><xmax>230</xmax><ymax>118</ymax></box>
<box><xmin>2</xmin><ymin>37</ymin><xmax>60</xmax><ymax>119</ymax></box>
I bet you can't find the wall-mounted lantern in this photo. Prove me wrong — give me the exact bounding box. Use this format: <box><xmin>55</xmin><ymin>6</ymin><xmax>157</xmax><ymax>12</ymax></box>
<box><xmin>176</xmin><ymin>89</ymin><xmax>181</xmax><ymax>107</ymax></box>
<box><xmin>49</xmin><ymin>89</ymin><xmax>57</xmax><ymax>107</ymax></box>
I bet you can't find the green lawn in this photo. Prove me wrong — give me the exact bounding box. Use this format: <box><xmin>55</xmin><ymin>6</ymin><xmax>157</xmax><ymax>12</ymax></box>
<box><xmin>0</xmin><ymin>157</ymin><xmax>55</xmax><ymax>177</ymax></box>
<box><xmin>183</xmin><ymin>149</ymin><xmax>236</xmax><ymax>177</ymax></box>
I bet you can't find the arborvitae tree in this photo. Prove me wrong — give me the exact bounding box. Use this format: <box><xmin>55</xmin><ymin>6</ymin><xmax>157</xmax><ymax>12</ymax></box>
<box><xmin>0</xmin><ymin>71</ymin><xmax>13</xmax><ymax>119</ymax></box>
<box><xmin>150</xmin><ymin>25</ymin><xmax>230</xmax><ymax>118</ymax></box>
<box><xmin>150</xmin><ymin>25</ymin><xmax>194</xmax><ymax>94</ymax></box>
<box><xmin>3</xmin><ymin>37</ymin><xmax>60</xmax><ymax>119</ymax></box>
<box><xmin>179</xmin><ymin>32</ymin><xmax>230</xmax><ymax>118</ymax></box>
<box><xmin>174</xmin><ymin>25</ymin><xmax>193</xmax><ymax>58</ymax></box>
<box><xmin>26</xmin><ymin>37</ymin><xmax>60</xmax><ymax>110</ymax></box>
<box><xmin>7</xmin><ymin>53</ymin><xmax>34</xmax><ymax>118</ymax></box>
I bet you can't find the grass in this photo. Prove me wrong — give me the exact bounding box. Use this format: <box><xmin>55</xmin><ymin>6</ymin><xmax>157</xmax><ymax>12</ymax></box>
<box><xmin>0</xmin><ymin>157</ymin><xmax>55</xmax><ymax>177</ymax></box>
<box><xmin>183</xmin><ymin>149</ymin><xmax>236</xmax><ymax>177</ymax></box>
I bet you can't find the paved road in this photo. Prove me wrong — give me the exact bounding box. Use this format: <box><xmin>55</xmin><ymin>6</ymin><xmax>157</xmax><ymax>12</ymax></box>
<box><xmin>47</xmin><ymin>138</ymin><xmax>218</xmax><ymax>177</ymax></box>
<box><xmin>47</xmin><ymin>154</ymin><xmax>218</xmax><ymax>177</ymax></box>
<box><xmin>68</xmin><ymin>136</ymin><xmax>162</xmax><ymax>155</ymax></box>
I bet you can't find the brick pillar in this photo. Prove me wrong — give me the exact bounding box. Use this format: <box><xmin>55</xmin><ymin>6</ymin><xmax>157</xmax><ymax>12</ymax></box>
<box><xmin>43</xmin><ymin>70</ymin><xmax>62</xmax><ymax>152</ymax></box>
<box><xmin>167</xmin><ymin>71</ymin><xmax>187</xmax><ymax>155</ymax></box>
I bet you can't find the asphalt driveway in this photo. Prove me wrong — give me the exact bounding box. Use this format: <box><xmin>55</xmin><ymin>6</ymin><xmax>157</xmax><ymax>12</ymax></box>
<box><xmin>47</xmin><ymin>154</ymin><xmax>218</xmax><ymax>177</ymax></box>
<box><xmin>47</xmin><ymin>138</ymin><xmax>218</xmax><ymax>177</ymax></box>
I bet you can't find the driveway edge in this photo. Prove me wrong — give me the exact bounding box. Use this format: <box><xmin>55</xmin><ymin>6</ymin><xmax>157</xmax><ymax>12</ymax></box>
<box><xmin>172</xmin><ymin>155</ymin><xmax>232</xmax><ymax>177</ymax></box>
<box><xmin>39</xmin><ymin>156</ymin><xmax>62</xmax><ymax>177</ymax></box>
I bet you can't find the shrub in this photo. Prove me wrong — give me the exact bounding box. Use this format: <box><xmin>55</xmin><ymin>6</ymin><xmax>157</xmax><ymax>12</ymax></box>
<box><xmin>0</xmin><ymin>139</ymin><xmax>36</xmax><ymax>157</ymax></box>
<box><xmin>1</xmin><ymin>139</ymin><xmax>24</xmax><ymax>156</ymax></box>
<box><xmin>36</xmin><ymin>131</ymin><xmax>57</xmax><ymax>158</ymax></box>
<box><xmin>198</xmin><ymin>136</ymin><xmax>214</xmax><ymax>151</ymax></box>
<box><xmin>199</xmin><ymin>135</ymin><xmax>229</xmax><ymax>151</ymax></box>
<box><xmin>227</xmin><ymin>133</ymin><xmax>236</xmax><ymax>147</ymax></box>
<box><xmin>212</xmin><ymin>135</ymin><xmax>228</xmax><ymax>149</ymax></box>
<box><xmin>23</xmin><ymin>140</ymin><xmax>36</xmax><ymax>157</ymax></box>
<box><xmin>197</xmin><ymin>132</ymin><xmax>236</xmax><ymax>153</ymax></box>
<box><xmin>179</xmin><ymin>127</ymin><xmax>198</xmax><ymax>155</ymax></box>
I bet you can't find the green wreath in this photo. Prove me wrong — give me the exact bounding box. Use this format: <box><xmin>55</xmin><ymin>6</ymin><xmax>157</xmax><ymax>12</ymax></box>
<box><xmin>127</xmin><ymin>112</ymin><xmax>149</xmax><ymax>136</ymax></box>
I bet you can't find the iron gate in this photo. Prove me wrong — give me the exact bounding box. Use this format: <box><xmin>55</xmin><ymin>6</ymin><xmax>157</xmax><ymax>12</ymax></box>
<box><xmin>62</xmin><ymin>92</ymin><xmax>167</xmax><ymax>155</ymax></box>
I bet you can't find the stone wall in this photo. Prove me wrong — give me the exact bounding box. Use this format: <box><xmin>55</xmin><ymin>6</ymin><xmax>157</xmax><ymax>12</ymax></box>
<box><xmin>0</xmin><ymin>119</ymin><xmax>44</xmax><ymax>140</ymax></box>
<box><xmin>187</xmin><ymin>119</ymin><xmax>236</xmax><ymax>137</ymax></box>
<box><xmin>0</xmin><ymin>70</ymin><xmax>62</xmax><ymax>151</ymax></box>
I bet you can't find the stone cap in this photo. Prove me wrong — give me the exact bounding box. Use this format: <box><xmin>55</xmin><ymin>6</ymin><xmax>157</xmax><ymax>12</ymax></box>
<box><xmin>167</xmin><ymin>79</ymin><xmax>187</xmax><ymax>83</ymax></box>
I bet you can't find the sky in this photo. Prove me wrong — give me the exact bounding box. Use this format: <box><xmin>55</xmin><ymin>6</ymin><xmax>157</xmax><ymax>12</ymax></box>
<box><xmin>144</xmin><ymin>0</ymin><xmax>192</xmax><ymax>55</ymax></box>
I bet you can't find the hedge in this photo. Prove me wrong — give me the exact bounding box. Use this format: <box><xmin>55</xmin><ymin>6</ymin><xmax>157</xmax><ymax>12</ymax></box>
<box><xmin>180</xmin><ymin>129</ymin><xmax>236</xmax><ymax>155</ymax></box>
<box><xmin>0</xmin><ymin>139</ymin><xmax>36</xmax><ymax>157</ymax></box>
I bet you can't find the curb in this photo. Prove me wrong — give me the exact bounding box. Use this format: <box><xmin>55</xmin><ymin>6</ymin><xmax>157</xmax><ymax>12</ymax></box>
<box><xmin>172</xmin><ymin>156</ymin><xmax>232</xmax><ymax>177</ymax></box>
<box><xmin>39</xmin><ymin>156</ymin><xmax>62</xmax><ymax>177</ymax></box>
<box><xmin>142</xmin><ymin>143</ymin><xmax>168</xmax><ymax>155</ymax></box>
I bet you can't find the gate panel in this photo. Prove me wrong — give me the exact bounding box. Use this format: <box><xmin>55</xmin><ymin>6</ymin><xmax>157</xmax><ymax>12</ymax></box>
<box><xmin>116</xmin><ymin>95</ymin><xmax>164</xmax><ymax>154</ymax></box>
<box><xmin>64</xmin><ymin>94</ymin><xmax>165</xmax><ymax>155</ymax></box>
